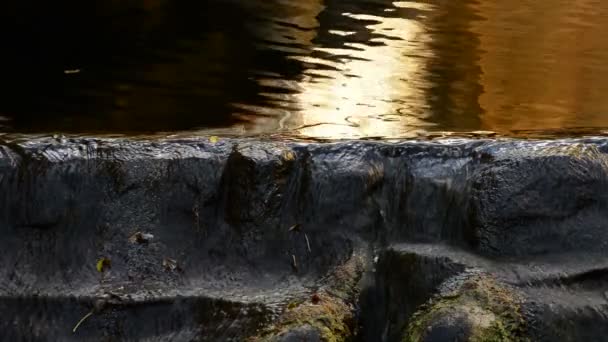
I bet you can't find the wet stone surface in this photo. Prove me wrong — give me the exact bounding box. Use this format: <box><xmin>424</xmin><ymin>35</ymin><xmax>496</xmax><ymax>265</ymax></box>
<box><xmin>1</xmin><ymin>136</ymin><xmax>608</xmax><ymax>341</ymax></box>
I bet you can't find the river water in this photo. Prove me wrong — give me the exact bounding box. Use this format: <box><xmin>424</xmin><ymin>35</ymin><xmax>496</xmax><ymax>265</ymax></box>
<box><xmin>1</xmin><ymin>0</ymin><xmax>608</xmax><ymax>138</ymax></box>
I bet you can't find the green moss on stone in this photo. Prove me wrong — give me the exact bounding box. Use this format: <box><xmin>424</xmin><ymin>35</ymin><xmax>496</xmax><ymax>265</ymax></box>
<box><xmin>248</xmin><ymin>254</ymin><xmax>365</xmax><ymax>342</ymax></box>
<box><xmin>258</xmin><ymin>291</ymin><xmax>353</xmax><ymax>341</ymax></box>
<box><xmin>403</xmin><ymin>274</ymin><xmax>527</xmax><ymax>342</ymax></box>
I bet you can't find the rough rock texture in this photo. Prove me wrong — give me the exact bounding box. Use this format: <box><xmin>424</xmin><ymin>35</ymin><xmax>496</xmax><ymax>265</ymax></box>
<box><xmin>361</xmin><ymin>243</ymin><xmax>608</xmax><ymax>342</ymax></box>
<box><xmin>468</xmin><ymin>143</ymin><xmax>608</xmax><ymax>256</ymax></box>
<box><xmin>0</xmin><ymin>136</ymin><xmax>607</xmax><ymax>341</ymax></box>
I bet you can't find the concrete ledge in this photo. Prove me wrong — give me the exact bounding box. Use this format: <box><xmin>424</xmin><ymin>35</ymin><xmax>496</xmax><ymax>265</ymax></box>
<box><xmin>1</xmin><ymin>136</ymin><xmax>607</xmax><ymax>340</ymax></box>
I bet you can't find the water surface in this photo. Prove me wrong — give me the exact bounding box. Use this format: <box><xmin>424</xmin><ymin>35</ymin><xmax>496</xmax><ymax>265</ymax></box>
<box><xmin>1</xmin><ymin>0</ymin><xmax>608</xmax><ymax>138</ymax></box>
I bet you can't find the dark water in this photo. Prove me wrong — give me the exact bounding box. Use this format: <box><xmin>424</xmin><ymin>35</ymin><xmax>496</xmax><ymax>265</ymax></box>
<box><xmin>2</xmin><ymin>0</ymin><xmax>608</xmax><ymax>138</ymax></box>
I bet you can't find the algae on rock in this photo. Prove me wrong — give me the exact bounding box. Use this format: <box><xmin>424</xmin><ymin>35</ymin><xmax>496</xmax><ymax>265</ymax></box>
<box><xmin>403</xmin><ymin>273</ymin><xmax>527</xmax><ymax>342</ymax></box>
<box><xmin>249</xmin><ymin>253</ymin><xmax>366</xmax><ymax>342</ymax></box>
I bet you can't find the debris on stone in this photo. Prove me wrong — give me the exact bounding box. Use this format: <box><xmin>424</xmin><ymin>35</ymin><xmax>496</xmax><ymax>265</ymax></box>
<box><xmin>288</xmin><ymin>223</ymin><xmax>301</xmax><ymax>232</ymax></box>
<box><xmin>305</xmin><ymin>233</ymin><xmax>312</xmax><ymax>253</ymax></box>
<box><xmin>63</xmin><ymin>69</ymin><xmax>81</xmax><ymax>75</ymax></box>
<box><xmin>192</xmin><ymin>202</ymin><xmax>200</xmax><ymax>231</ymax></box>
<box><xmin>162</xmin><ymin>257</ymin><xmax>181</xmax><ymax>272</ymax></box>
<box><xmin>291</xmin><ymin>254</ymin><xmax>298</xmax><ymax>273</ymax></box>
<box><xmin>282</xmin><ymin>150</ymin><xmax>296</xmax><ymax>161</ymax></box>
<box><xmin>72</xmin><ymin>311</ymin><xmax>93</xmax><ymax>333</ymax></box>
<box><xmin>128</xmin><ymin>231</ymin><xmax>154</xmax><ymax>244</ymax></box>
<box><xmin>96</xmin><ymin>258</ymin><xmax>111</xmax><ymax>273</ymax></box>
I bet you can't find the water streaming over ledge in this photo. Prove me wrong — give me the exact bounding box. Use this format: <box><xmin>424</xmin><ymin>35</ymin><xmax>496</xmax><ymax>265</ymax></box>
<box><xmin>1</xmin><ymin>0</ymin><xmax>608</xmax><ymax>138</ymax></box>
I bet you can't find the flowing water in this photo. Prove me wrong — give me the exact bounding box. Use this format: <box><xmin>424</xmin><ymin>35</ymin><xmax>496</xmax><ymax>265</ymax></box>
<box><xmin>2</xmin><ymin>0</ymin><xmax>608</xmax><ymax>138</ymax></box>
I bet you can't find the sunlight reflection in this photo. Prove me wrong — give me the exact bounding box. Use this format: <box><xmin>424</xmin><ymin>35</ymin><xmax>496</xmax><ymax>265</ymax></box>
<box><xmin>241</xmin><ymin>1</ymin><xmax>434</xmax><ymax>139</ymax></box>
<box><xmin>289</xmin><ymin>3</ymin><xmax>433</xmax><ymax>138</ymax></box>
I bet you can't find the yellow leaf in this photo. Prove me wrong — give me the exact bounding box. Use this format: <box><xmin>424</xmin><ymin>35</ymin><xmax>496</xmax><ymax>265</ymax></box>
<box><xmin>282</xmin><ymin>151</ymin><xmax>295</xmax><ymax>161</ymax></box>
<box><xmin>96</xmin><ymin>258</ymin><xmax>111</xmax><ymax>273</ymax></box>
<box><xmin>209</xmin><ymin>136</ymin><xmax>219</xmax><ymax>144</ymax></box>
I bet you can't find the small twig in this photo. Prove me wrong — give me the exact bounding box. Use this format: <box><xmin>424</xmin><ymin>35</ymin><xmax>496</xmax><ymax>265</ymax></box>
<box><xmin>305</xmin><ymin>234</ymin><xmax>311</xmax><ymax>253</ymax></box>
<box><xmin>289</xmin><ymin>122</ymin><xmax>352</xmax><ymax>131</ymax></box>
<box><xmin>343</xmin><ymin>116</ymin><xmax>361</xmax><ymax>128</ymax></box>
<box><xmin>64</xmin><ymin>69</ymin><xmax>81</xmax><ymax>75</ymax></box>
<box><xmin>279</xmin><ymin>111</ymin><xmax>292</xmax><ymax>130</ymax></box>
<box><xmin>288</xmin><ymin>224</ymin><xmax>301</xmax><ymax>232</ymax></box>
<box><xmin>72</xmin><ymin>311</ymin><xmax>94</xmax><ymax>333</ymax></box>
<box><xmin>291</xmin><ymin>254</ymin><xmax>298</xmax><ymax>272</ymax></box>
<box><xmin>193</xmin><ymin>202</ymin><xmax>200</xmax><ymax>232</ymax></box>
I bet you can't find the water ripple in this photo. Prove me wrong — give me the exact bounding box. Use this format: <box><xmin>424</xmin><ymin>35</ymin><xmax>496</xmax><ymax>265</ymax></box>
<box><xmin>0</xmin><ymin>0</ymin><xmax>607</xmax><ymax>138</ymax></box>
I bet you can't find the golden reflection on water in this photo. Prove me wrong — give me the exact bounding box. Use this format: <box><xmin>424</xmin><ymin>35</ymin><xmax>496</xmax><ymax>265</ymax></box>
<box><xmin>4</xmin><ymin>0</ymin><xmax>608</xmax><ymax>137</ymax></box>
<box><xmin>244</xmin><ymin>1</ymin><xmax>434</xmax><ymax>138</ymax></box>
<box><xmin>475</xmin><ymin>0</ymin><xmax>608</xmax><ymax>132</ymax></box>
<box><xmin>245</xmin><ymin>0</ymin><xmax>608</xmax><ymax>139</ymax></box>
<box><xmin>291</xmin><ymin>7</ymin><xmax>431</xmax><ymax>138</ymax></box>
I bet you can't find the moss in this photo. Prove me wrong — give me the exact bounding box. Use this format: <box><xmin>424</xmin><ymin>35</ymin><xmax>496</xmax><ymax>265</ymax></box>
<box><xmin>249</xmin><ymin>254</ymin><xmax>365</xmax><ymax>341</ymax></box>
<box><xmin>253</xmin><ymin>291</ymin><xmax>353</xmax><ymax>342</ymax></box>
<box><xmin>403</xmin><ymin>274</ymin><xmax>527</xmax><ymax>342</ymax></box>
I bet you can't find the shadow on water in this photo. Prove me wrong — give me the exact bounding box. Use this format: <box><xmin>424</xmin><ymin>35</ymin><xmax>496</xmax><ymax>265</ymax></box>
<box><xmin>1</xmin><ymin>0</ymin><xmax>608</xmax><ymax>138</ymax></box>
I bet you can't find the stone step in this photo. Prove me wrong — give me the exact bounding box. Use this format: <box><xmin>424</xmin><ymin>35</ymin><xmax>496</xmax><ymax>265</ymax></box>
<box><xmin>361</xmin><ymin>243</ymin><xmax>608</xmax><ymax>341</ymax></box>
<box><xmin>0</xmin><ymin>294</ymin><xmax>273</xmax><ymax>341</ymax></box>
<box><xmin>2</xmin><ymin>136</ymin><xmax>608</xmax><ymax>340</ymax></box>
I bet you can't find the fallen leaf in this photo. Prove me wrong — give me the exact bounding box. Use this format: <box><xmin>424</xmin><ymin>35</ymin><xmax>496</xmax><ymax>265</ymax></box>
<box><xmin>128</xmin><ymin>231</ymin><xmax>154</xmax><ymax>244</ymax></box>
<box><xmin>209</xmin><ymin>136</ymin><xmax>219</xmax><ymax>143</ymax></box>
<box><xmin>163</xmin><ymin>258</ymin><xmax>181</xmax><ymax>272</ymax></box>
<box><xmin>96</xmin><ymin>258</ymin><xmax>111</xmax><ymax>273</ymax></box>
<box><xmin>282</xmin><ymin>151</ymin><xmax>295</xmax><ymax>161</ymax></box>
